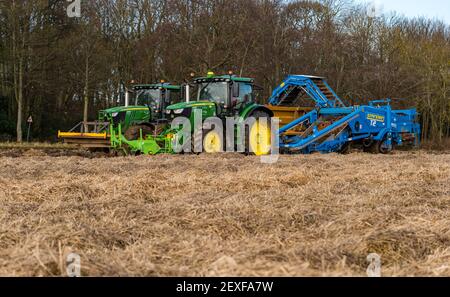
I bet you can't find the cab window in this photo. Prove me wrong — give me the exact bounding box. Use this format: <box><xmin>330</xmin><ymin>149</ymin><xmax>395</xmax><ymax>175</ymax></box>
<box><xmin>238</xmin><ymin>83</ymin><xmax>253</xmax><ymax>103</ymax></box>
<box><xmin>169</xmin><ymin>89</ymin><xmax>182</xmax><ymax>104</ymax></box>
<box><xmin>197</xmin><ymin>82</ymin><xmax>228</xmax><ymax>104</ymax></box>
<box><xmin>136</xmin><ymin>89</ymin><xmax>161</xmax><ymax>109</ymax></box>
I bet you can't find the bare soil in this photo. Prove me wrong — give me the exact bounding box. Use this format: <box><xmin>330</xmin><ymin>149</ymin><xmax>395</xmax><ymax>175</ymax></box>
<box><xmin>0</xmin><ymin>150</ymin><xmax>449</xmax><ymax>276</ymax></box>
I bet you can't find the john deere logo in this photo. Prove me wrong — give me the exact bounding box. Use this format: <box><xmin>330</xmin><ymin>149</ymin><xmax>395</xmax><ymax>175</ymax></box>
<box><xmin>367</xmin><ymin>114</ymin><xmax>385</xmax><ymax>122</ymax></box>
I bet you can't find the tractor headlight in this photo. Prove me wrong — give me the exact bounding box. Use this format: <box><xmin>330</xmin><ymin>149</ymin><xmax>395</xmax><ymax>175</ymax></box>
<box><xmin>173</xmin><ymin>109</ymin><xmax>184</xmax><ymax>114</ymax></box>
<box><xmin>165</xmin><ymin>109</ymin><xmax>171</xmax><ymax>114</ymax></box>
<box><xmin>111</xmin><ymin>112</ymin><xmax>119</xmax><ymax>117</ymax></box>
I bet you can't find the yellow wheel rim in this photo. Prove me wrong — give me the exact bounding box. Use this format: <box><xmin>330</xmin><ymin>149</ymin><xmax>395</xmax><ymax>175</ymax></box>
<box><xmin>203</xmin><ymin>131</ymin><xmax>222</xmax><ymax>153</ymax></box>
<box><xmin>249</xmin><ymin>119</ymin><xmax>271</xmax><ymax>156</ymax></box>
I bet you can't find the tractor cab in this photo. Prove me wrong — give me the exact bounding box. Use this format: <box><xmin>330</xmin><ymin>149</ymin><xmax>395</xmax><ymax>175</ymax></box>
<box><xmin>166</xmin><ymin>72</ymin><xmax>266</xmax><ymax>120</ymax></box>
<box><xmin>193</xmin><ymin>72</ymin><xmax>256</xmax><ymax>116</ymax></box>
<box><xmin>99</xmin><ymin>83</ymin><xmax>181</xmax><ymax>129</ymax></box>
<box><xmin>133</xmin><ymin>83</ymin><xmax>182</xmax><ymax>119</ymax></box>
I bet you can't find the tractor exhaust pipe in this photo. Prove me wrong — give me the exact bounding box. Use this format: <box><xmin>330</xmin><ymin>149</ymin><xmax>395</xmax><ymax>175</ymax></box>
<box><xmin>185</xmin><ymin>84</ymin><xmax>190</xmax><ymax>102</ymax></box>
<box><xmin>125</xmin><ymin>89</ymin><xmax>130</xmax><ymax>106</ymax></box>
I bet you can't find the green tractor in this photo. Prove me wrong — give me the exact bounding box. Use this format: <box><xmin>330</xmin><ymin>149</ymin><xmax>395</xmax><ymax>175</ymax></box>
<box><xmin>58</xmin><ymin>82</ymin><xmax>182</xmax><ymax>154</ymax></box>
<box><xmin>165</xmin><ymin>72</ymin><xmax>274</xmax><ymax>155</ymax></box>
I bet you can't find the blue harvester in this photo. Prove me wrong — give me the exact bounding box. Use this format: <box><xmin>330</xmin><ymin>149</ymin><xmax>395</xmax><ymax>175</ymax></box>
<box><xmin>267</xmin><ymin>75</ymin><xmax>420</xmax><ymax>154</ymax></box>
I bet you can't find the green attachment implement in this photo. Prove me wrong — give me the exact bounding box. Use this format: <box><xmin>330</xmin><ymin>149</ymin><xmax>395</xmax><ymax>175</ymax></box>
<box><xmin>109</xmin><ymin>123</ymin><xmax>175</xmax><ymax>155</ymax></box>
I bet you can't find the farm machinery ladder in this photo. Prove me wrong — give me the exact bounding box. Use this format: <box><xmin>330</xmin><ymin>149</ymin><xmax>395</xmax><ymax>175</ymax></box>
<box><xmin>268</xmin><ymin>75</ymin><xmax>346</xmax><ymax>108</ymax></box>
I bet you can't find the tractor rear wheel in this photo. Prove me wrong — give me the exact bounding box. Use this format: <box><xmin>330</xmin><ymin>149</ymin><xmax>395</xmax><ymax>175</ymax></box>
<box><xmin>124</xmin><ymin>125</ymin><xmax>153</xmax><ymax>141</ymax></box>
<box><xmin>246</xmin><ymin>111</ymin><xmax>272</xmax><ymax>156</ymax></box>
<box><xmin>202</xmin><ymin>130</ymin><xmax>223</xmax><ymax>153</ymax></box>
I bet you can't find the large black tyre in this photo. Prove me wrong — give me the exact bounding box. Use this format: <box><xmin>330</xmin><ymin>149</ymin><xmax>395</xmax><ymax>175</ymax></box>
<box><xmin>363</xmin><ymin>139</ymin><xmax>393</xmax><ymax>154</ymax></box>
<box><xmin>363</xmin><ymin>138</ymin><xmax>384</xmax><ymax>154</ymax></box>
<box><xmin>124</xmin><ymin>125</ymin><xmax>154</xmax><ymax>141</ymax></box>
<box><xmin>245</xmin><ymin>110</ymin><xmax>272</xmax><ymax>156</ymax></box>
<box><xmin>338</xmin><ymin>142</ymin><xmax>351</xmax><ymax>154</ymax></box>
<box><xmin>362</xmin><ymin>138</ymin><xmax>375</xmax><ymax>153</ymax></box>
<box><xmin>191</xmin><ymin>127</ymin><xmax>206</xmax><ymax>154</ymax></box>
<box><xmin>377</xmin><ymin>139</ymin><xmax>393</xmax><ymax>154</ymax></box>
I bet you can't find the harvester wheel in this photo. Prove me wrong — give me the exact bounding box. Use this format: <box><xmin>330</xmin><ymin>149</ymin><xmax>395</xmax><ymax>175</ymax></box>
<box><xmin>338</xmin><ymin>142</ymin><xmax>351</xmax><ymax>154</ymax></box>
<box><xmin>363</xmin><ymin>138</ymin><xmax>379</xmax><ymax>153</ymax></box>
<box><xmin>124</xmin><ymin>125</ymin><xmax>153</xmax><ymax>141</ymax></box>
<box><xmin>246</xmin><ymin>111</ymin><xmax>272</xmax><ymax>156</ymax></box>
<box><xmin>377</xmin><ymin>139</ymin><xmax>393</xmax><ymax>154</ymax></box>
<box><xmin>364</xmin><ymin>139</ymin><xmax>392</xmax><ymax>154</ymax></box>
<box><xmin>362</xmin><ymin>138</ymin><xmax>374</xmax><ymax>152</ymax></box>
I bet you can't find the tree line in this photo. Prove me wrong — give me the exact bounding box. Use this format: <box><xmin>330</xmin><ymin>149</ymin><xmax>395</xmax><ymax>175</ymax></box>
<box><xmin>0</xmin><ymin>0</ymin><xmax>448</xmax><ymax>145</ymax></box>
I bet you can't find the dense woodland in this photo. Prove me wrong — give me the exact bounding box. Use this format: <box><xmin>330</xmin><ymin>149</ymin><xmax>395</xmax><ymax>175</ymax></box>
<box><xmin>0</xmin><ymin>0</ymin><xmax>449</xmax><ymax>145</ymax></box>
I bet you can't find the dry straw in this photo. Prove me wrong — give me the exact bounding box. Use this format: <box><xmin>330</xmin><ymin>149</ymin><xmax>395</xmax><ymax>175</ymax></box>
<box><xmin>0</xmin><ymin>149</ymin><xmax>449</xmax><ymax>276</ymax></box>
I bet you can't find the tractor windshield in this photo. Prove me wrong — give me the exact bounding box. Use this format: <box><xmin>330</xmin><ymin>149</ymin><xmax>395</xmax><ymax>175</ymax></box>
<box><xmin>197</xmin><ymin>82</ymin><xmax>228</xmax><ymax>104</ymax></box>
<box><xmin>135</xmin><ymin>89</ymin><xmax>161</xmax><ymax>110</ymax></box>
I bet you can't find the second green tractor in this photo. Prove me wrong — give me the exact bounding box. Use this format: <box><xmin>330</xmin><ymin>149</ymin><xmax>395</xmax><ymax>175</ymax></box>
<box><xmin>164</xmin><ymin>72</ymin><xmax>273</xmax><ymax>155</ymax></box>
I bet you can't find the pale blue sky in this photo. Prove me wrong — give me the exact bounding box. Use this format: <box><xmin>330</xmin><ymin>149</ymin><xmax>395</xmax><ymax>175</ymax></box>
<box><xmin>357</xmin><ymin>0</ymin><xmax>450</xmax><ymax>23</ymax></box>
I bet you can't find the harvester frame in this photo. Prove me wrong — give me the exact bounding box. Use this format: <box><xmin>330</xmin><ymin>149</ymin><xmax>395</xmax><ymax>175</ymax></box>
<box><xmin>266</xmin><ymin>75</ymin><xmax>420</xmax><ymax>154</ymax></box>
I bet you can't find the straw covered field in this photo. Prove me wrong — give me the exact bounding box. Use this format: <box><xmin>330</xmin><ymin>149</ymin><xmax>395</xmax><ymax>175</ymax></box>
<box><xmin>0</xmin><ymin>148</ymin><xmax>449</xmax><ymax>276</ymax></box>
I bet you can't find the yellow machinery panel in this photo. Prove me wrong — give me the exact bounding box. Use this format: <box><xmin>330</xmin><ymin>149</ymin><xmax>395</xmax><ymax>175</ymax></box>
<box><xmin>57</xmin><ymin>131</ymin><xmax>110</xmax><ymax>148</ymax></box>
<box><xmin>58</xmin><ymin>131</ymin><xmax>108</xmax><ymax>139</ymax></box>
<box><xmin>265</xmin><ymin>105</ymin><xmax>313</xmax><ymax>135</ymax></box>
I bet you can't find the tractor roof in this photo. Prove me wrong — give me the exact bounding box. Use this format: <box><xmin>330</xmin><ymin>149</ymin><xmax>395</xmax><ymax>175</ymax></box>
<box><xmin>193</xmin><ymin>75</ymin><xmax>254</xmax><ymax>84</ymax></box>
<box><xmin>290</xmin><ymin>75</ymin><xmax>326</xmax><ymax>79</ymax></box>
<box><xmin>133</xmin><ymin>83</ymin><xmax>180</xmax><ymax>90</ymax></box>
